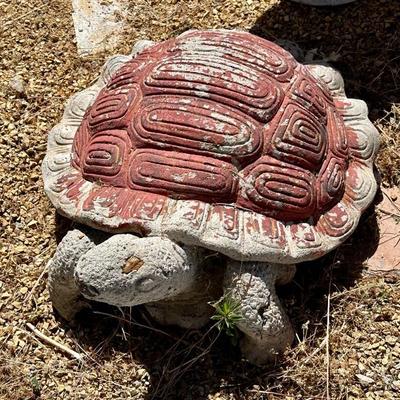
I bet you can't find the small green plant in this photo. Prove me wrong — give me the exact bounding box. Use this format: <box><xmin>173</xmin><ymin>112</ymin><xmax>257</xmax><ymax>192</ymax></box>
<box><xmin>30</xmin><ymin>375</ymin><xmax>41</xmax><ymax>397</ymax></box>
<box><xmin>210</xmin><ymin>295</ymin><xmax>243</xmax><ymax>346</ymax></box>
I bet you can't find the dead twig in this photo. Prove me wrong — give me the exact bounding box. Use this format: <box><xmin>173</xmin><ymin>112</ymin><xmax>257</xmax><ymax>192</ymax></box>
<box><xmin>24</xmin><ymin>259</ymin><xmax>50</xmax><ymax>303</ymax></box>
<box><xmin>381</xmin><ymin>190</ymin><xmax>400</xmax><ymax>214</ymax></box>
<box><xmin>26</xmin><ymin>323</ymin><xmax>83</xmax><ymax>362</ymax></box>
<box><xmin>0</xmin><ymin>4</ymin><xmax>47</xmax><ymax>28</ymax></box>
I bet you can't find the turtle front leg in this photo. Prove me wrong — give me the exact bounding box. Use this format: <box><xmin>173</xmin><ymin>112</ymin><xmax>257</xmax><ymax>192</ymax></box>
<box><xmin>223</xmin><ymin>261</ymin><xmax>296</xmax><ymax>365</ymax></box>
<box><xmin>47</xmin><ymin>227</ymin><xmax>109</xmax><ymax>321</ymax></box>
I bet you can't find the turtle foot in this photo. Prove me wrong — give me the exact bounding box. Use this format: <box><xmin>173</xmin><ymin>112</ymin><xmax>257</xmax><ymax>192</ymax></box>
<box><xmin>223</xmin><ymin>261</ymin><xmax>295</xmax><ymax>365</ymax></box>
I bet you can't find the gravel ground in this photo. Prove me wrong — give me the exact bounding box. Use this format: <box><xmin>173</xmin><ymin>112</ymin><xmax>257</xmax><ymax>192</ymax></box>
<box><xmin>0</xmin><ymin>1</ymin><xmax>399</xmax><ymax>399</ymax></box>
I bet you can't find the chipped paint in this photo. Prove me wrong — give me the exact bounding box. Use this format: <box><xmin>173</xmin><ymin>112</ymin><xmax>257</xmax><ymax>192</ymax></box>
<box><xmin>42</xmin><ymin>30</ymin><xmax>379</xmax><ymax>263</ymax></box>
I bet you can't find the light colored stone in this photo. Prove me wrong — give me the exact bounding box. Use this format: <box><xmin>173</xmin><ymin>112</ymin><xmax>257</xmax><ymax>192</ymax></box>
<box><xmin>71</xmin><ymin>0</ymin><xmax>126</xmax><ymax>56</ymax></box>
<box><xmin>55</xmin><ymin>232</ymin><xmax>222</xmax><ymax>328</ymax></box>
<box><xmin>145</xmin><ymin>259</ymin><xmax>223</xmax><ymax>329</ymax></box>
<box><xmin>9</xmin><ymin>76</ymin><xmax>25</xmax><ymax>94</ymax></box>
<box><xmin>356</xmin><ymin>373</ymin><xmax>375</xmax><ymax>385</ymax></box>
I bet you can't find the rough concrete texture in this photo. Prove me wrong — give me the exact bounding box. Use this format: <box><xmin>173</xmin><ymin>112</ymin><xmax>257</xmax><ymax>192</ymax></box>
<box><xmin>145</xmin><ymin>256</ymin><xmax>224</xmax><ymax>329</ymax></box>
<box><xmin>290</xmin><ymin>0</ymin><xmax>357</xmax><ymax>5</ymax></box>
<box><xmin>42</xmin><ymin>30</ymin><xmax>379</xmax><ymax>264</ymax></box>
<box><xmin>49</xmin><ymin>228</ymin><xmax>296</xmax><ymax>361</ymax></box>
<box><xmin>224</xmin><ymin>261</ymin><xmax>296</xmax><ymax>365</ymax></box>
<box><xmin>48</xmin><ymin>228</ymin><xmax>221</xmax><ymax>328</ymax></box>
<box><xmin>47</xmin><ymin>227</ymin><xmax>108</xmax><ymax>320</ymax></box>
<box><xmin>75</xmin><ymin>235</ymin><xmax>200</xmax><ymax>307</ymax></box>
<box><xmin>71</xmin><ymin>0</ymin><xmax>126</xmax><ymax>56</ymax></box>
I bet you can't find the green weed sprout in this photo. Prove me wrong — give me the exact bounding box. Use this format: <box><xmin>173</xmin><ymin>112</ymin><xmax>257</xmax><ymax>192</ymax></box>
<box><xmin>210</xmin><ymin>295</ymin><xmax>243</xmax><ymax>346</ymax></box>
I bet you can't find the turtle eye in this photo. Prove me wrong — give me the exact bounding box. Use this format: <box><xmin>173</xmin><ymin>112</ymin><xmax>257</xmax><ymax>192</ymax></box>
<box><xmin>135</xmin><ymin>276</ymin><xmax>159</xmax><ymax>292</ymax></box>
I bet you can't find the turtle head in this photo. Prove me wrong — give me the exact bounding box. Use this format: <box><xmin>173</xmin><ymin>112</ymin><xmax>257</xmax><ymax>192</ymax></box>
<box><xmin>74</xmin><ymin>235</ymin><xmax>198</xmax><ymax>307</ymax></box>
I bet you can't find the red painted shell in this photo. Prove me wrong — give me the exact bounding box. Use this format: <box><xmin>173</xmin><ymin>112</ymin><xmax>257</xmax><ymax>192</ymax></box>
<box><xmin>72</xmin><ymin>30</ymin><xmax>348</xmax><ymax>223</ymax></box>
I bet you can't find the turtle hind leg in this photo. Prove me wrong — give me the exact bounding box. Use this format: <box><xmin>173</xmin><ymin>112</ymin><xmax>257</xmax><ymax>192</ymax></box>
<box><xmin>47</xmin><ymin>227</ymin><xmax>109</xmax><ymax>321</ymax></box>
<box><xmin>223</xmin><ymin>261</ymin><xmax>296</xmax><ymax>365</ymax></box>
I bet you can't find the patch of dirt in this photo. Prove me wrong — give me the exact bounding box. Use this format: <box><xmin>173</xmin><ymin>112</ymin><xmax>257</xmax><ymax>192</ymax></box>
<box><xmin>0</xmin><ymin>1</ymin><xmax>399</xmax><ymax>399</ymax></box>
<box><xmin>366</xmin><ymin>187</ymin><xmax>400</xmax><ymax>273</ymax></box>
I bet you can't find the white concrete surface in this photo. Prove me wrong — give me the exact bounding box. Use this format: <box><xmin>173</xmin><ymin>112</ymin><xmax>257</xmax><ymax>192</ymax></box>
<box><xmin>72</xmin><ymin>0</ymin><xmax>126</xmax><ymax>56</ymax></box>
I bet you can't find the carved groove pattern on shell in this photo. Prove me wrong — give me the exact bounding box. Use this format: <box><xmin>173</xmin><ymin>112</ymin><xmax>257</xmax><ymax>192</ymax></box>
<box><xmin>72</xmin><ymin>31</ymin><xmax>348</xmax><ymax>223</ymax></box>
<box><xmin>42</xmin><ymin>30</ymin><xmax>379</xmax><ymax>263</ymax></box>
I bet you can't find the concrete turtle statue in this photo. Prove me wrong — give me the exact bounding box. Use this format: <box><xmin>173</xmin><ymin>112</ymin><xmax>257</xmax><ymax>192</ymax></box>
<box><xmin>42</xmin><ymin>30</ymin><xmax>378</xmax><ymax>364</ymax></box>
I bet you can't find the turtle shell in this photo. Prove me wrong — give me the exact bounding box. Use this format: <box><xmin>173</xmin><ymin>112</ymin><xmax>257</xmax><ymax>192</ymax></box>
<box><xmin>42</xmin><ymin>30</ymin><xmax>379</xmax><ymax>263</ymax></box>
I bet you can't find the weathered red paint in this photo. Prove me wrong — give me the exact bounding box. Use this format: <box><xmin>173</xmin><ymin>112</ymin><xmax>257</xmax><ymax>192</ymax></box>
<box><xmin>71</xmin><ymin>30</ymin><xmax>350</xmax><ymax>223</ymax></box>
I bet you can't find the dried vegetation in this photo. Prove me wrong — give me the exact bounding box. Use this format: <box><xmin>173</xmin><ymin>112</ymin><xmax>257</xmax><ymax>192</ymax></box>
<box><xmin>376</xmin><ymin>104</ymin><xmax>400</xmax><ymax>187</ymax></box>
<box><xmin>0</xmin><ymin>0</ymin><xmax>399</xmax><ymax>399</ymax></box>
